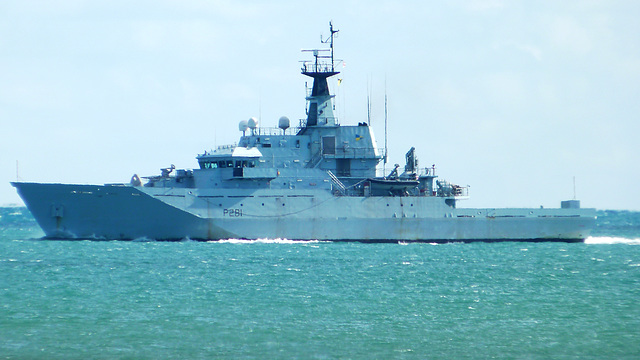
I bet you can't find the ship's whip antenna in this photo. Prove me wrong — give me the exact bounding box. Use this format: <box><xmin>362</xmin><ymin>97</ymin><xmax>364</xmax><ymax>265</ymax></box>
<box><xmin>573</xmin><ymin>176</ymin><xmax>577</xmax><ymax>200</ymax></box>
<box><xmin>367</xmin><ymin>77</ymin><xmax>372</xmax><ymax>125</ymax></box>
<box><xmin>304</xmin><ymin>81</ymin><xmax>308</xmax><ymax>115</ymax></box>
<box><xmin>384</xmin><ymin>78</ymin><xmax>388</xmax><ymax>167</ymax></box>
<box><xmin>259</xmin><ymin>90</ymin><xmax>262</xmax><ymax>129</ymax></box>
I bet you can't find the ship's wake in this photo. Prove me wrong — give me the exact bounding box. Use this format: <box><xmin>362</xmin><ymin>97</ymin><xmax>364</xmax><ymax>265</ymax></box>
<box><xmin>213</xmin><ymin>238</ymin><xmax>324</xmax><ymax>244</ymax></box>
<box><xmin>585</xmin><ymin>236</ymin><xmax>640</xmax><ymax>245</ymax></box>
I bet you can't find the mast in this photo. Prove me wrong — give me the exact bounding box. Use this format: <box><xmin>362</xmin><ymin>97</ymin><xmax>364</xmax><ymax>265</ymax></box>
<box><xmin>300</xmin><ymin>22</ymin><xmax>340</xmax><ymax>130</ymax></box>
<box><xmin>326</xmin><ymin>21</ymin><xmax>338</xmax><ymax>72</ymax></box>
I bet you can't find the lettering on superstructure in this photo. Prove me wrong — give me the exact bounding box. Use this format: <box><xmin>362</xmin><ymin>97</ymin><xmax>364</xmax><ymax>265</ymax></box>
<box><xmin>223</xmin><ymin>208</ymin><xmax>243</xmax><ymax>217</ymax></box>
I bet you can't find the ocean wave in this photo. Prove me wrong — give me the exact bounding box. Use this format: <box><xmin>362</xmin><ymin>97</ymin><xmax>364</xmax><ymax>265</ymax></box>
<box><xmin>585</xmin><ymin>236</ymin><xmax>640</xmax><ymax>245</ymax></box>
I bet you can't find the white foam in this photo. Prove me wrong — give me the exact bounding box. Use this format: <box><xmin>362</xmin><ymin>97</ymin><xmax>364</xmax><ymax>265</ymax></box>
<box><xmin>132</xmin><ymin>236</ymin><xmax>156</xmax><ymax>242</ymax></box>
<box><xmin>214</xmin><ymin>238</ymin><xmax>323</xmax><ymax>244</ymax></box>
<box><xmin>585</xmin><ymin>236</ymin><xmax>640</xmax><ymax>245</ymax></box>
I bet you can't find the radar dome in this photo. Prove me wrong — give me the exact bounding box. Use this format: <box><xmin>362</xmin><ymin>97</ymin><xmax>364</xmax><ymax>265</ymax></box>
<box><xmin>248</xmin><ymin>117</ymin><xmax>259</xmax><ymax>129</ymax></box>
<box><xmin>238</xmin><ymin>120</ymin><xmax>249</xmax><ymax>132</ymax></box>
<box><xmin>278</xmin><ymin>116</ymin><xmax>290</xmax><ymax>131</ymax></box>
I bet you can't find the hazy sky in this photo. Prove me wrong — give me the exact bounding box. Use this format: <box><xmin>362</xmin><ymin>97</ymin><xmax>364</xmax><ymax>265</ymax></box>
<box><xmin>2</xmin><ymin>0</ymin><xmax>639</xmax><ymax>210</ymax></box>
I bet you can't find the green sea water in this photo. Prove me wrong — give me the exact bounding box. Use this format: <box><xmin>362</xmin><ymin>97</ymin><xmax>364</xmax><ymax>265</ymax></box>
<box><xmin>1</xmin><ymin>208</ymin><xmax>639</xmax><ymax>359</ymax></box>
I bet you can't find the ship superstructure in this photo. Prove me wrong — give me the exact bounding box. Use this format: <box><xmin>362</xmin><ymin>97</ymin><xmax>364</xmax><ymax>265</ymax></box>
<box><xmin>12</xmin><ymin>24</ymin><xmax>596</xmax><ymax>242</ymax></box>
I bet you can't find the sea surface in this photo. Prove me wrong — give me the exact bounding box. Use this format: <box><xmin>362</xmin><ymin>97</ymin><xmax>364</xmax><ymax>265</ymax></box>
<box><xmin>1</xmin><ymin>208</ymin><xmax>639</xmax><ymax>359</ymax></box>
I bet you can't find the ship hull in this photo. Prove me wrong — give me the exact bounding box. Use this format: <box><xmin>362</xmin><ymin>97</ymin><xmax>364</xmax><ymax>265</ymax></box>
<box><xmin>13</xmin><ymin>182</ymin><xmax>596</xmax><ymax>242</ymax></box>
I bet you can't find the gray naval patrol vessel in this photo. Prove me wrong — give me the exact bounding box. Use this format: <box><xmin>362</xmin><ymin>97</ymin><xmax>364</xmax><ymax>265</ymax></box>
<box><xmin>13</xmin><ymin>24</ymin><xmax>596</xmax><ymax>242</ymax></box>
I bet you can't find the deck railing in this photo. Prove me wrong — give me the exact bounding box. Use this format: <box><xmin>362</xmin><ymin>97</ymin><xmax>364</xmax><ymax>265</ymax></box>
<box><xmin>243</xmin><ymin>126</ymin><xmax>303</xmax><ymax>136</ymax></box>
<box><xmin>324</xmin><ymin>147</ymin><xmax>384</xmax><ymax>159</ymax></box>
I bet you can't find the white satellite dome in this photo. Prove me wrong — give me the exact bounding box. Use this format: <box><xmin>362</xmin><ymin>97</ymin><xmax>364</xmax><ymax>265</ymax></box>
<box><xmin>278</xmin><ymin>116</ymin><xmax>290</xmax><ymax>131</ymax></box>
<box><xmin>248</xmin><ymin>117</ymin><xmax>259</xmax><ymax>129</ymax></box>
<box><xmin>238</xmin><ymin>120</ymin><xmax>249</xmax><ymax>132</ymax></box>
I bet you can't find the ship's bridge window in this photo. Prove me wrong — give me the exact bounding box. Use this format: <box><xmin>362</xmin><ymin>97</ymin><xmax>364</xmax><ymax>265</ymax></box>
<box><xmin>234</xmin><ymin>160</ymin><xmax>256</xmax><ymax>168</ymax></box>
<box><xmin>218</xmin><ymin>160</ymin><xmax>233</xmax><ymax>168</ymax></box>
<box><xmin>199</xmin><ymin>159</ymin><xmax>237</xmax><ymax>169</ymax></box>
<box><xmin>199</xmin><ymin>161</ymin><xmax>223</xmax><ymax>169</ymax></box>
